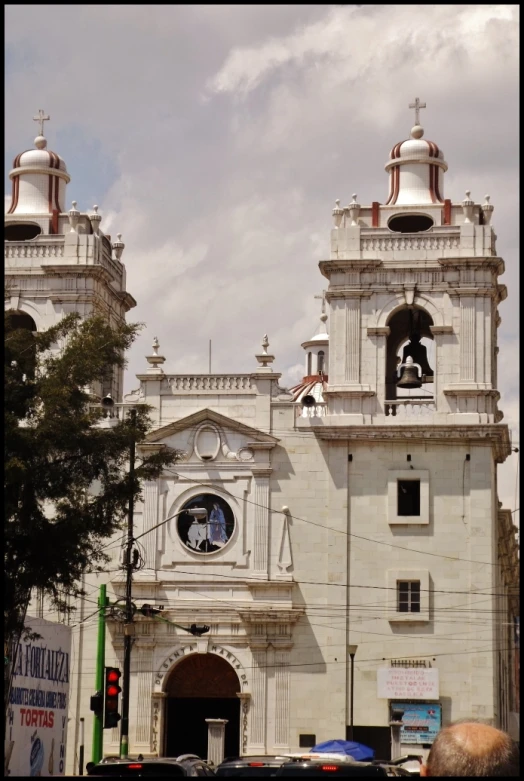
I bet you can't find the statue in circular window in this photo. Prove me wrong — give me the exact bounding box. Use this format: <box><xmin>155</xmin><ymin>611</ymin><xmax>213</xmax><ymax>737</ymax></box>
<box><xmin>177</xmin><ymin>494</ymin><xmax>235</xmax><ymax>553</ymax></box>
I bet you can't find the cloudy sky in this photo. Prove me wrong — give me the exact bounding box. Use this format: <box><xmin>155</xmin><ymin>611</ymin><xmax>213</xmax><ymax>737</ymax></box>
<box><xmin>5</xmin><ymin>4</ymin><xmax>519</xmax><ymax>517</ymax></box>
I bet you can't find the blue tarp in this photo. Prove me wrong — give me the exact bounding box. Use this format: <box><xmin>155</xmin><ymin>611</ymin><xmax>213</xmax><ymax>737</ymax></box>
<box><xmin>311</xmin><ymin>739</ymin><xmax>375</xmax><ymax>761</ymax></box>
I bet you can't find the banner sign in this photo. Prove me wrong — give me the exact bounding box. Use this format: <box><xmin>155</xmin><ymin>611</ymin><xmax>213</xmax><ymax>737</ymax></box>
<box><xmin>5</xmin><ymin>616</ymin><xmax>72</xmax><ymax>776</ymax></box>
<box><xmin>377</xmin><ymin>667</ymin><xmax>439</xmax><ymax>700</ymax></box>
<box><xmin>394</xmin><ymin>702</ymin><xmax>442</xmax><ymax>745</ymax></box>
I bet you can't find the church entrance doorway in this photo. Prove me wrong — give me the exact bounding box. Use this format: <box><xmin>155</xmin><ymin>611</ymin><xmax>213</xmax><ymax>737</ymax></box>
<box><xmin>165</xmin><ymin>653</ymin><xmax>240</xmax><ymax>760</ymax></box>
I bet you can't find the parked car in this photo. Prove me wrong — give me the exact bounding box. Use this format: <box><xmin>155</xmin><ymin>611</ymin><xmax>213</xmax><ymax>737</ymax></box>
<box><xmin>86</xmin><ymin>756</ymin><xmax>215</xmax><ymax>776</ymax></box>
<box><xmin>274</xmin><ymin>757</ymin><xmax>412</xmax><ymax>776</ymax></box>
<box><xmin>216</xmin><ymin>755</ymin><xmax>289</xmax><ymax>776</ymax></box>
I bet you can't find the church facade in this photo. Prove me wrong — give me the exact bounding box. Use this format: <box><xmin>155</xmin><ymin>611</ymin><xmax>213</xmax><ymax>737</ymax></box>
<box><xmin>5</xmin><ymin>107</ymin><xmax>519</xmax><ymax>769</ymax></box>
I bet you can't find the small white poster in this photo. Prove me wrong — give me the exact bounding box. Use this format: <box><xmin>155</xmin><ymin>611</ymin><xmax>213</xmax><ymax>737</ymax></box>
<box><xmin>5</xmin><ymin>616</ymin><xmax>72</xmax><ymax>777</ymax></box>
<box><xmin>377</xmin><ymin>667</ymin><xmax>439</xmax><ymax>700</ymax></box>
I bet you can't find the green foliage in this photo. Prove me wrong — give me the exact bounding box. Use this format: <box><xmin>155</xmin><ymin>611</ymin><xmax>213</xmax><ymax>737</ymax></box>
<box><xmin>4</xmin><ymin>312</ymin><xmax>177</xmax><ymax>638</ymax></box>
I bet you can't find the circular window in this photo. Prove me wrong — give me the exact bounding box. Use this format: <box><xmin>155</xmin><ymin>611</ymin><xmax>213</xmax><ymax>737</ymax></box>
<box><xmin>177</xmin><ymin>494</ymin><xmax>235</xmax><ymax>554</ymax></box>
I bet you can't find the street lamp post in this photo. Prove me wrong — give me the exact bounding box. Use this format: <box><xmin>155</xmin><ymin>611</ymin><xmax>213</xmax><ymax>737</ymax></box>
<box><xmin>348</xmin><ymin>644</ymin><xmax>358</xmax><ymax>741</ymax></box>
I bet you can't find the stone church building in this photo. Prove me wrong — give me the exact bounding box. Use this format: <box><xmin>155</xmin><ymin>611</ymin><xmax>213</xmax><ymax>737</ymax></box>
<box><xmin>5</xmin><ymin>106</ymin><xmax>519</xmax><ymax>770</ymax></box>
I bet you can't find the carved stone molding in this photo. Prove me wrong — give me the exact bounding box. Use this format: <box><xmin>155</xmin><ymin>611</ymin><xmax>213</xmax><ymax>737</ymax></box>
<box><xmin>367</xmin><ymin>326</ymin><xmax>391</xmax><ymax>336</ymax></box>
<box><xmin>429</xmin><ymin>325</ymin><xmax>454</xmax><ymax>335</ymax></box>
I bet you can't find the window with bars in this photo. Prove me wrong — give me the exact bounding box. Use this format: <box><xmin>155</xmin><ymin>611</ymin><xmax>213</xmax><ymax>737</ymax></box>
<box><xmin>397</xmin><ymin>581</ymin><xmax>421</xmax><ymax>613</ymax></box>
<box><xmin>397</xmin><ymin>480</ymin><xmax>420</xmax><ymax>516</ymax></box>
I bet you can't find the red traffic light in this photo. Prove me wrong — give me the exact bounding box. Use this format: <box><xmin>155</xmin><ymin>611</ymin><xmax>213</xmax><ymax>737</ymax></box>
<box><xmin>104</xmin><ymin>667</ymin><xmax>122</xmax><ymax>729</ymax></box>
<box><xmin>106</xmin><ymin>685</ymin><xmax>120</xmax><ymax>697</ymax></box>
<box><xmin>107</xmin><ymin>670</ymin><xmax>120</xmax><ymax>684</ymax></box>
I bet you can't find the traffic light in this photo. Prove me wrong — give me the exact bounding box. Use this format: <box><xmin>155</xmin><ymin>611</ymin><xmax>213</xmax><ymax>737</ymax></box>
<box><xmin>104</xmin><ymin>667</ymin><xmax>122</xmax><ymax>729</ymax></box>
<box><xmin>90</xmin><ymin>691</ymin><xmax>103</xmax><ymax>715</ymax></box>
<box><xmin>190</xmin><ymin>624</ymin><xmax>210</xmax><ymax>636</ymax></box>
<box><xmin>140</xmin><ymin>604</ymin><xmax>163</xmax><ymax>617</ymax></box>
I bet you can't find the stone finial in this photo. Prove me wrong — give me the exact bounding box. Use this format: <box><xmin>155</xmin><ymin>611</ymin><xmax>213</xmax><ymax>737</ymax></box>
<box><xmin>112</xmin><ymin>233</ymin><xmax>125</xmax><ymax>261</ymax></box>
<box><xmin>68</xmin><ymin>201</ymin><xmax>80</xmax><ymax>233</ymax></box>
<box><xmin>255</xmin><ymin>334</ymin><xmax>275</xmax><ymax>372</ymax></box>
<box><xmin>482</xmin><ymin>194</ymin><xmax>494</xmax><ymax>226</ymax></box>
<box><xmin>89</xmin><ymin>204</ymin><xmax>102</xmax><ymax>235</ymax></box>
<box><xmin>462</xmin><ymin>190</ymin><xmax>475</xmax><ymax>224</ymax></box>
<box><xmin>146</xmin><ymin>336</ymin><xmax>166</xmax><ymax>374</ymax></box>
<box><xmin>347</xmin><ymin>193</ymin><xmax>361</xmax><ymax>226</ymax></box>
<box><xmin>332</xmin><ymin>199</ymin><xmax>344</xmax><ymax>228</ymax></box>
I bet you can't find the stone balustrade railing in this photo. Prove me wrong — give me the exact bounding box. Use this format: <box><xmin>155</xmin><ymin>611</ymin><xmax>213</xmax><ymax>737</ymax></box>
<box><xmin>385</xmin><ymin>399</ymin><xmax>436</xmax><ymax>417</ymax></box>
<box><xmin>5</xmin><ymin>238</ymin><xmax>65</xmax><ymax>260</ymax></box>
<box><xmin>360</xmin><ymin>229</ymin><xmax>460</xmax><ymax>253</ymax></box>
<box><xmin>168</xmin><ymin>375</ymin><xmax>255</xmax><ymax>393</ymax></box>
<box><xmin>296</xmin><ymin>403</ymin><xmax>327</xmax><ymax>419</ymax></box>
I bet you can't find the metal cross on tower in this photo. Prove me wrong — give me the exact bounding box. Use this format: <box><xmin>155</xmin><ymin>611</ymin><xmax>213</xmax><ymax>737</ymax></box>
<box><xmin>33</xmin><ymin>109</ymin><xmax>50</xmax><ymax>135</ymax></box>
<box><xmin>409</xmin><ymin>97</ymin><xmax>426</xmax><ymax>125</ymax></box>
<box><xmin>314</xmin><ymin>291</ymin><xmax>327</xmax><ymax>316</ymax></box>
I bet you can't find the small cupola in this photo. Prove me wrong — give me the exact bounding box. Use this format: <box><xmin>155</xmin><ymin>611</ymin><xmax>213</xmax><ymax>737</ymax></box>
<box><xmin>384</xmin><ymin>98</ymin><xmax>447</xmax><ymax>207</ymax></box>
<box><xmin>6</xmin><ymin>110</ymin><xmax>70</xmax><ymax>218</ymax></box>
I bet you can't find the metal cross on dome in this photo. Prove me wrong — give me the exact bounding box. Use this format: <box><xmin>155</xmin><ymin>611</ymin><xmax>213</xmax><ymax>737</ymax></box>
<box><xmin>314</xmin><ymin>291</ymin><xmax>327</xmax><ymax>315</ymax></box>
<box><xmin>33</xmin><ymin>109</ymin><xmax>50</xmax><ymax>135</ymax></box>
<box><xmin>409</xmin><ymin>97</ymin><xmax>426</xmax><ymax>125</ymax></box>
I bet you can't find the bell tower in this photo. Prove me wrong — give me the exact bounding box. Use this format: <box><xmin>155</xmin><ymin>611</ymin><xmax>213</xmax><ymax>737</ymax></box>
<box><xmin>5</xmin><ymin>111</ymin><xmax>137</xmax><ymax>402</ymax></box>
<box><xmin>290</xmin><ymin>99</ymin><xmax>512</xmax><ymax>729</ymax></box>
<box><xmin>318</xmin><ymin>100</ymin><xmax>506</xmax><ymax>427</ymax></box>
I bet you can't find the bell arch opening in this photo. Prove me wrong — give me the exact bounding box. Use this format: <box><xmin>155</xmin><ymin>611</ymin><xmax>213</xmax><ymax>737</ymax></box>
<box><xmin>164</xmin><ymin>653</ymin><xmax>241</xmax><ymax>760</ymax></box>
<box><xmin>385</xmin><ymin>306</ymin><xmax>435</xmax><ymax>404</ymax></box>
<box><xmin>5</xmin><ymin>309</ymin><xmax>38</xmax><ymax>379</ymax></box>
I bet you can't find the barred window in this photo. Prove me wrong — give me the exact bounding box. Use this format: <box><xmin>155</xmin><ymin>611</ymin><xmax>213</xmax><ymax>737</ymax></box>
<box><xmin>398</xmin><ymin>581</ymin><xmax>421</xmax><ymax>613</ymax></box>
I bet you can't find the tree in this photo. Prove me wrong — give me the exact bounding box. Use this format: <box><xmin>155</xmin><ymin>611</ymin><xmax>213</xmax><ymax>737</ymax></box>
<box><xmin>4</xmin><ymin>311</ymin><xmax>177</xmax><ymax>644</ymax></box>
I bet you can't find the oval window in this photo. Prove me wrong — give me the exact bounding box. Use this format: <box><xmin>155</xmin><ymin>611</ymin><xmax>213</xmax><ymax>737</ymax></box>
<box><xmin>5</xmin><ymin>223</ymin><xmax>42</xmax><ymax>241</ymax></box>
<box><xmin>388</xmin><ymin>214</ymin><xmax>434</xmax><ymax>234</ymax></box>
<box><xmin>177</xmin><ymin>494</ymin><xmax>235</xmax><ymax>554</ymax></box>
<box><xmin>195</xmin><ymin>426</ymin><xmax>220</xmax><ymax>461</ymax></box>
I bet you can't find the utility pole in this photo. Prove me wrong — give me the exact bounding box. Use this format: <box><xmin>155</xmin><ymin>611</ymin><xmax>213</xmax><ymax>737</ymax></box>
<box><xmin>91</xmin><ymin>584</ymin><xmax>107</xmax><ymax>764</ymax></box>
<box><xmin>120</xmin><ymin>408</ymin><xmax>137</xmax><ymax>759</ymax></box>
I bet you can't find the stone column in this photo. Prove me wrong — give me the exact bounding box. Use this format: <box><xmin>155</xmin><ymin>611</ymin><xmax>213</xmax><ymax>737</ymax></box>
<box><xmin>206</xmin><ymin>719</ymin><xmax>228</xmax><ymax>766</ymax></box>
<box><xmin>252</xmin><ymin>472</ymin><xmax>270</xmax><ymax>575</ymax></box>
<box><xmin>151</xmin><ymin>692</ymin><xmax>167</xmax><ymax>756</ymax></box>
<box><xmin>237</xmin><ymin>693</ymin><xmax>251</xmax><ymax>756</ymax></box>
<box><xmin>460</xmin><ymin>296</ymin><xmax>476</xmax><ymax>382</ymax></box>
<box><xmin>250</xmin><ymin>649</ymin><xmax>267</xmax><ymax>750</ymax></box>
<box><xmin>274</xmin><ymin>651</ymin><xmax>291</xmax><ymax>749</ymax></box>
<box><xmin>134</xmin><ymin>643</ymin><xmax>154</xmax><ymax>749</ymax></box>
<box><xmin>345</xmin><ymin>298</ymin><xmax>361</xmax><ymax>383</ymax></box>
<box><xmin>141</xmin><ymin>480</ymin><xmax>159</xmax><ymax>574</ymax></box>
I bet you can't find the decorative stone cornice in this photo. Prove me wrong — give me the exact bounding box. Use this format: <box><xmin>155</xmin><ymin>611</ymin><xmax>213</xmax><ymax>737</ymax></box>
<box><xmin>320</xmin><ymin>259</ymin><xmax>382</xmax><ymax>277</ymax></box>
<box><xmin>429</xmin><ymin>325</ymin><xmax>454</xmax><ymax>335</ymax></box>
<box><xmin>323</xmin><ymin>385</ymin><xmax>375</xmax><ymax>397</ymax></box>
<box><xmin>238</xmin><ymin>610</ymin><xmax>304</xmax><ymax>624</ymax></box>
<box><xmin>325</xmin><ymin>290</ymin><xmax>373</xmax><ymax>300</ymax></box>
<box><xmin>367</xmin><ymin>327</ymin><xmax>391</xmax><ymax>336</ymax></box>
<box><xmin>438</xmin><ymin>256</ymin><xmax>505</xmax><ymax>274</ymax></box>
<box><xmin>309</xmin><ymin>424</ymin><xmax>511</xmax><ymax>462</ymax></box>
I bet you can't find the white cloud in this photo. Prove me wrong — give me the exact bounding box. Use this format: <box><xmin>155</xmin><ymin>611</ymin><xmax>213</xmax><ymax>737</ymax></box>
<box><xmin>5</xmin><ymin>4</ymin><xmax>518</xmax><ymax>514</ymax></box>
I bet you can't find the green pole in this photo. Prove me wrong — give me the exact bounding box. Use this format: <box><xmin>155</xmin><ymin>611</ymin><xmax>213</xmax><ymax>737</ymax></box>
<box><xmin>92</xmin><ymin>584</ymin><xmax>107</xmax><ymax>765</ymax></box>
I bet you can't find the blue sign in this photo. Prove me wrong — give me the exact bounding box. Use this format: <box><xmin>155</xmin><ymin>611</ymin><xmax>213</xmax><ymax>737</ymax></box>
<box><xmin>395</xmin><ymin>702</ymin><xmax>442</xmax><ymax>745</ymax></box>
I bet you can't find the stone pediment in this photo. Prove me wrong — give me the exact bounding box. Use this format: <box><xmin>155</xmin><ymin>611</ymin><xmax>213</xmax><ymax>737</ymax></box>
<box><xmin>144</xmin><ymin>408</ymin><xmax>278</xmax><ymax>465</ymax></box>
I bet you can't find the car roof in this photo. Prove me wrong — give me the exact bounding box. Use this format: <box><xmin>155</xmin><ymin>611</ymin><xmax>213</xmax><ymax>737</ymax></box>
<box><xmin>220</xmin><ymin>755</ymin><xmax>288</xmax><ymax>764</ymax></box>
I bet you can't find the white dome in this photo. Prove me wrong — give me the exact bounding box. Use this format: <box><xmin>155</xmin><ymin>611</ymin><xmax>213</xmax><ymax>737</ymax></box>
<box><xmin>7</xmin><ymin>134</ymin><xmax>70</xmax><ymax>216</ymax></box>
<box><xmin>385</xmin><ymin>125</ymin><xmax>447</xmax><ymax>206</ymax></box>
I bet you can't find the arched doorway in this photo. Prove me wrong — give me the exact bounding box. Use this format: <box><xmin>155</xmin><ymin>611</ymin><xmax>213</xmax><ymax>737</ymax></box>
<box><xmin>165</xmin><ymin>653</ymin><xmax>240</xmax><ymax>760</ymax></box>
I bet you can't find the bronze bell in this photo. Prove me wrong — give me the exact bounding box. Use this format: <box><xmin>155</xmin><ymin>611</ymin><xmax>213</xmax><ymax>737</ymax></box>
<box><xmin>397</xmin><ymin>356</ymin><xmax>422</xmax><ymax>389</ymax></box>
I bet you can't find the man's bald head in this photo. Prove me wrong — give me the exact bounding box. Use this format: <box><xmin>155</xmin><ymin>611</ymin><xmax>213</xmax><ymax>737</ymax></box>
<box><xmin>421</xmin><ymin>720</ymin><xmax>519</xmax><ymax>777</ymax></box>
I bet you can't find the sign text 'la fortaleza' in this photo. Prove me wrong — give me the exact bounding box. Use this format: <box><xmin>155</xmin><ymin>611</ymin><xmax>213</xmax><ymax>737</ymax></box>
<box><xmin>5</xmin><ymin>616</ymin><xmax>72</xmax><ymax>777</ymax></box>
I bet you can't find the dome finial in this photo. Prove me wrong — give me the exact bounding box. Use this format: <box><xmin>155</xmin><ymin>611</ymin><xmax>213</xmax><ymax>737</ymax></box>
<box><xmin>33</xmin><ymin>109</ymin><xmax>50</xmax><ymax>149</ymax></box>
<box><xmin>409</xmin><ymin>97</ymin><xmax>426</xmax><ymax>139</ymax></box>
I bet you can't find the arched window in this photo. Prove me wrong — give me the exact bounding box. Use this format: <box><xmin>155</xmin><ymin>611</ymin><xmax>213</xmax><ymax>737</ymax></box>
<box><xmin>307</xmin><ymin>352</ymin><xmax>312</xmax><ymax>375</ymax></box>
<box><xmin>317</xmin><ymin>351</ymin><xmax>325</xmax><ymax>373</ymax></box>
<box><xmin>385</xmin><ymin>306</ymin><xmax>434</xmax><ymax>404</ymax></box>
<box><xmin>5</xmin><ymin>309</ymin><xmax>38</xmax><ymax>379</ymax></box>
